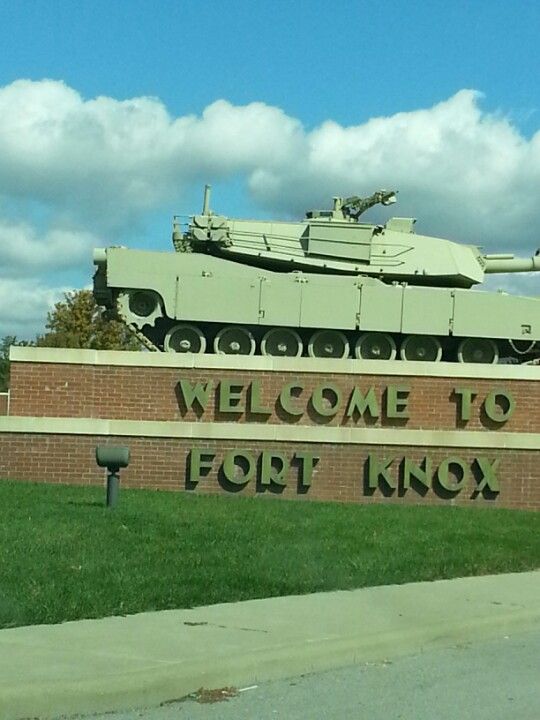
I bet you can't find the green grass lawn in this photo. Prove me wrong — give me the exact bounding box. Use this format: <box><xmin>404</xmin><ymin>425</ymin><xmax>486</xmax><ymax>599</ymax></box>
<box><xmin>0</xmin><ymin>480</ymin><xmax>538</xmax><ymax>629</ymax></box>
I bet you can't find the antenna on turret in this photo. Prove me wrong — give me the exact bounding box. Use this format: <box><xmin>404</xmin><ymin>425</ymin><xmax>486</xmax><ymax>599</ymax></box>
<box><xmin>202</xmin><ymin>184</ymin><xmax>212</xmax><ymax>215</ymax></box>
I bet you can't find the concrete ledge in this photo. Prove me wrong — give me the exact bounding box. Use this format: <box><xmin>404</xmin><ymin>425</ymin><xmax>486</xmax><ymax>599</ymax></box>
<box><xmin>9</xmin><ymin>346</ymin><xmax>540</xmax><ymax>380</ymax></box>
<box><xmin>1</xmin><ymin>415</ymin><xmax>539</xmax><ymax>449</ymax></box>
<box><xmin>0</xmin><ymin>571</ymin><xmax>538</xmax><ymax>720</ymax></box>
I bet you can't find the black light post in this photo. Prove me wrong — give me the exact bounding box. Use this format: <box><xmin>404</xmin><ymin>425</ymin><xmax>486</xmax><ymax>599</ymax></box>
<box><xmin>95</xmin><ymin>445</ymin><xmax>130</xmax><ymax>508</ymax></box>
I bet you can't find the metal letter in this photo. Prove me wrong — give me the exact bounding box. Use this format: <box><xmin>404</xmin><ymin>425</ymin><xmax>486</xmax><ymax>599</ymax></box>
<box><xmin>403</xmin><ymin>457</ymin><xmax>432</xmax><ymax>489</ymax></box>
<box><xmin>474</xmin><ymin>457</ymin><xmax>500</xmax><ymax>492</ymax></box>
<box><xmin>222</xmin><ymin>449</ymin><xmax>255</xmax><ymax>485</ymax></box>
<box><xmin>248</xmin><ymin>380</ymin><xmax>271</xmax><ymax>415</ymax></box>
<box><xmin>436</xmin><ymin>457</ymin><xmax>468</xmax><ymax>492</ymax></box>
<box><xmin>346</xmin><ymin>387</ymin><xmax>380</xmax><ymax>418</ymax></box>
<box><xmin>189</xmin><ymin>448</ymin><xmax>215</xmax><ymax>483</ymax></box>
<box><xmin>368</xmin><ymin>454</ymin><xmax>397</xmax><ymax>489</ymax></box>
<box><xmin>219</xmin><ymin>380</ymin><xmax>245</xmax><ymax>413</ymax></box>
<box><xmin>261</xmin><ymin>451</ymin><xmax>289</xmax><ymax>486</ymax></box>
<box><xmin>311</xmin><ymin>383</ymin><xmax>342</xmax><ymax>417</ymax></box>
<box><xmin>452</xmin><ymin>387</ymin><xmax>477</xmax><ymax>422</ymax></box>
<box><xmin>386</xmin><ymin>385</ymin><xmax>410</xmax><ymax>419</ymax></box>
<box><xmin>278</xmin><ymin>382</ymin><xmax>304</xmax><ymax>416</ymax></box>
<box><xmin>178</xmin><ymin>379</ymin><xmax>214</xmax><ymax>412</ymax></box>
<box><xmin>483</xmin><ymin>390</ymin><xmax>515</xmax><ymax>423</ymax></box>
<box><xmin>295</xmin><ymin>452</ymin><xmax>319</xmax><ymax>486</ymax></box>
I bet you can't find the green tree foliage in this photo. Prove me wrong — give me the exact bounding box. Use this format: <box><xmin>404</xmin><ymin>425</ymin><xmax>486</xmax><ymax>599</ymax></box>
<box><xmin>0</xmin><ymin>336</ymin><xmax>14</xmax><ymax>392</ymax></box>
<box><xmin>0</xmin><ymin>290</ymin><xmax>140</xmax><ymax>389</ymax></box>
<box><xmin>36</xmin><ymin>289</ymin><xmax>141</xmax><ymax>350</ymax></box>
<box><xmin>0</xmin><ymin>336</ymin><xmax>34</xmax><ymax>391</ymax></box>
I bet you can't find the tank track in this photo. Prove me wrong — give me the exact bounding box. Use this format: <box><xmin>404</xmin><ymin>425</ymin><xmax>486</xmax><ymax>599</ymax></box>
<box><xmin>114</xmin><ymin>286</ymin><xmax>540</xmax><ymax>363</ymax></box>
<box><xmin>114</xmin><ymin>294</ymin><xmax>540</xmax><ymax>364</ymax></box>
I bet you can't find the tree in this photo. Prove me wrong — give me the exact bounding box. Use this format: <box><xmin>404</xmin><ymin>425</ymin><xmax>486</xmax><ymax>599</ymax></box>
<box><xmin>0</xmin><ymin>336</ymin><xmax>14</xmax><ymax>392</ymax></box>
<box><xmin>0</xmin><ymin>336</ymin><xmax>34</xmax><ymax>391</ymax></box>
<box><xmin>36</xmin><ymin>289</ymin><xmax>142</xmax><ymax>351</ymax></box>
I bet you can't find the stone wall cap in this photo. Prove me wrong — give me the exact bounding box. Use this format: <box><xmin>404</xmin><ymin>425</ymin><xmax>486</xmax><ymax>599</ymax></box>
<box><xmin>8</xmin><ymin>346</ymin><xmax>540</xmax><ymax>381</ymax></box>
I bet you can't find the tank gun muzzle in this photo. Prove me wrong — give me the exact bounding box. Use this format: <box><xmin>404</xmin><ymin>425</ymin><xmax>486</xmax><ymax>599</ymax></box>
<box><xmin>379</xmin><ymin>190</ymin><xmax>398</xmax><ymax>206</ymax></box>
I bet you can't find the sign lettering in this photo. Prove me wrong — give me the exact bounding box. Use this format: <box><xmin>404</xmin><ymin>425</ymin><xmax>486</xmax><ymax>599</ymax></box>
<box><xmin>179</xmin><ymin>376</ymin><xmax>512</xmax><ymax>501</ymax></box>
<box><xmin>178</xmin><ymin>380</ymin><xmax>515</xmax><ymax>425</ymax></box>
<box><xmin>187</xmin><ymin>449</ymin><xmax>500</xmax><ymax>497</ymax></box>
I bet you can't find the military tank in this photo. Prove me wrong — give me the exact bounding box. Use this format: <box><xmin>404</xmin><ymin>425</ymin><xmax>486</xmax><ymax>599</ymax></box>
<box><xmin>93</xmin><ymin>186</ymin><xmax>540</xmax><ymax>363</ymax></box>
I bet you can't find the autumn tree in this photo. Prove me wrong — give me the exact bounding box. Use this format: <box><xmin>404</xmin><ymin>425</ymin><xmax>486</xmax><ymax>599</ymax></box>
<box><xmin>37</xmin><ymin>289</ymin><xmax>142</xmax><ymax>350</ymax></box>
<box><xmin>0</xmin><ymin>336</ymin><xmax>34</xmax><ymax>391</ymax></box>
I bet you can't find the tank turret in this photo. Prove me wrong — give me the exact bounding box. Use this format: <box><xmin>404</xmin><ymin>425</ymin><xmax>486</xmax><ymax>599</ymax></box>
<box><xmin>94</xmin><ymin>188</ymin><xmax>540</xmax><ymax>364</ymax></box>
<box><xmin>172</xmin><ymin>187</ymin><xmax>540</xmax><ymax>290</ymax></box>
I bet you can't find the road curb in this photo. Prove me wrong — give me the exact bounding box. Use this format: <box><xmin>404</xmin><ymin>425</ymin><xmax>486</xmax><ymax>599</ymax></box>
<box><xmin>1</xmin><ymin>571</ymin><xmax>539</xmax><ymax>719</ymax></box>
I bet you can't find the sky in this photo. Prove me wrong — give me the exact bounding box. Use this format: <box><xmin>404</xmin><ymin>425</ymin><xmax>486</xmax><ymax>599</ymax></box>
<box><xmin>1</xmin><ymin>0</ymin><xmax>540</xmax><ymax>338</ymax></box>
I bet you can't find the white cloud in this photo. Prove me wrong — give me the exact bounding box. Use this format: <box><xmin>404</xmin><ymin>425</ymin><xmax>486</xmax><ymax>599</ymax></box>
<box><xmin>0</xmin><ymin>80</ymin><xmax>538</xmax><ymax>246</ymax></box>
<box><xmin>0</xmin><ymin>219</ymin><xmax>97</xmax><ymax>277</ymax></box>
<box><xmin>248</xmin><ymin>91</ymin><xmax>540</xmax><ymax>252</ymax></box>
<box><xmin>0</xmin><ymin>79</ymin><xmax>540</xmax><ymax>338</ymax></box>
<box><xmin>0</xmin><ymin>81</ymin><xmax>304</xmax><ymax>227</ymax></box>
<box><xmin>0</xmin><ymin>279</ymin><xmax>67</xmax><ymax>337</ymax></box>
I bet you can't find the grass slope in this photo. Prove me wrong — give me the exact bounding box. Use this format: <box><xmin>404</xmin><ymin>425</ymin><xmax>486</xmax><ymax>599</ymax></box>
<box><xmin>0</xmin><ymin>481</ymin><xmax>538</xmax><ymax>629</ymax></box>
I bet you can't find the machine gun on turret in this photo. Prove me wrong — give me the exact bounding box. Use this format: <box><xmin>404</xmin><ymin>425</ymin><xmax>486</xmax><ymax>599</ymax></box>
<box><xmin>342</xmin><ymin>190</ymin><xmax>398</xmax><ymax>220</ymax></box>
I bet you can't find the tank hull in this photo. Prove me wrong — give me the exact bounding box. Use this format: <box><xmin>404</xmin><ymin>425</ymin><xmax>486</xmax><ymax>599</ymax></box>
<box><xmin>94</xmin><ymin>248</ymin><xmax>540</xmax><ymax>362</ymax></box>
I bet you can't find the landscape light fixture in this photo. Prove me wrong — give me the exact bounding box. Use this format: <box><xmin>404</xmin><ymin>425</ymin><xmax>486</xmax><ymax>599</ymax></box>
<box><xmin>95</xmin><ymin>445</ymin><xmax>130</xmax><ymax>508</ymax></box>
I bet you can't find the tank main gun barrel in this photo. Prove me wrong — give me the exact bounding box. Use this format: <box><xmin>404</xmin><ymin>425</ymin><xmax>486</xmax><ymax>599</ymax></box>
<box><xmin>482</xmin><ymin>253</ymin><xmax>540</xmax><ymax>274</ymax></box>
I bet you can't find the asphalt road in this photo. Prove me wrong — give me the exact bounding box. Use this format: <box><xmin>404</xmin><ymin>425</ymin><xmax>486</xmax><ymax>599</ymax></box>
<box><xmin>79</xmin><ymin>628</ymin><xmax>540</xmax><ymax>720</ymax></box>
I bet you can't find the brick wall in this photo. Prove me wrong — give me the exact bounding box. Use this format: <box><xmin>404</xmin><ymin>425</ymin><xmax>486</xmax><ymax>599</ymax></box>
<box><xmin>8</xmin><ymin>362</ymin><xmax>538</xmax><ymax>432</ymax></box>
<box><xmin>0</xmin><ymin>393</ymin><xmax>7</xmax><ymax>416</ymax></box>
<box><xmin>0</xmin><ymin>433</ymin><xmax>538</xmax><ymax>510</ymax></box>
<box><xmin>2</xmin><ymin>352</ymin><xmax>539</xmax><ymax>510</ymax></box>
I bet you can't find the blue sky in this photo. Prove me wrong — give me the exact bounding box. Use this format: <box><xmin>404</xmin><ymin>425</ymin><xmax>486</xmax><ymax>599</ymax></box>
<box><xmin>1</xmin><ymin>0</ymin><xmax>540</xmax><ymax>336</ymax></box>
<box><xmin>2</xmin><ymin>0</ymin><xmax>539</xmax><ymax>131</ymax></box>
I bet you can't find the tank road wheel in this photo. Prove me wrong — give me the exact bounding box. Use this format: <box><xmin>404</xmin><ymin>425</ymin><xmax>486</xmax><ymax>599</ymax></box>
<box><xmin>400</xmin><ymin>335</ymin><xmax>442</xmax><ymax>362</ymax></box>
<box><xmin>457</xmin><ymin>338</ymin><xmax>499</xmax><ymax>364</ymax></box>
<box><xmin>164</xmin><ymin>324</ymin><xmax>206</xmax><ymax>353</ymax></box>
<box><xmin>261</xmin><ymin>328</ymin><xmax>303</xmax><ymax>357</ymax></box>
<box><xmin>128</xmin><ymin>290</ymin><xmax>159</xmax><ymax>318</ymax></box>
<box><xmin>308</xmin><ymin>330</ymin><xmax>349</xmax><ymax>359</ymax></box>
<box><xmin>355</xmin><ymin>333</ymin><xmax>397</xmax><ymax>360</ymax></box>
<box><xmin>214</xmin><ymin>326</ymin><xmax>256</xmax><ymax>355</ymax></box>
